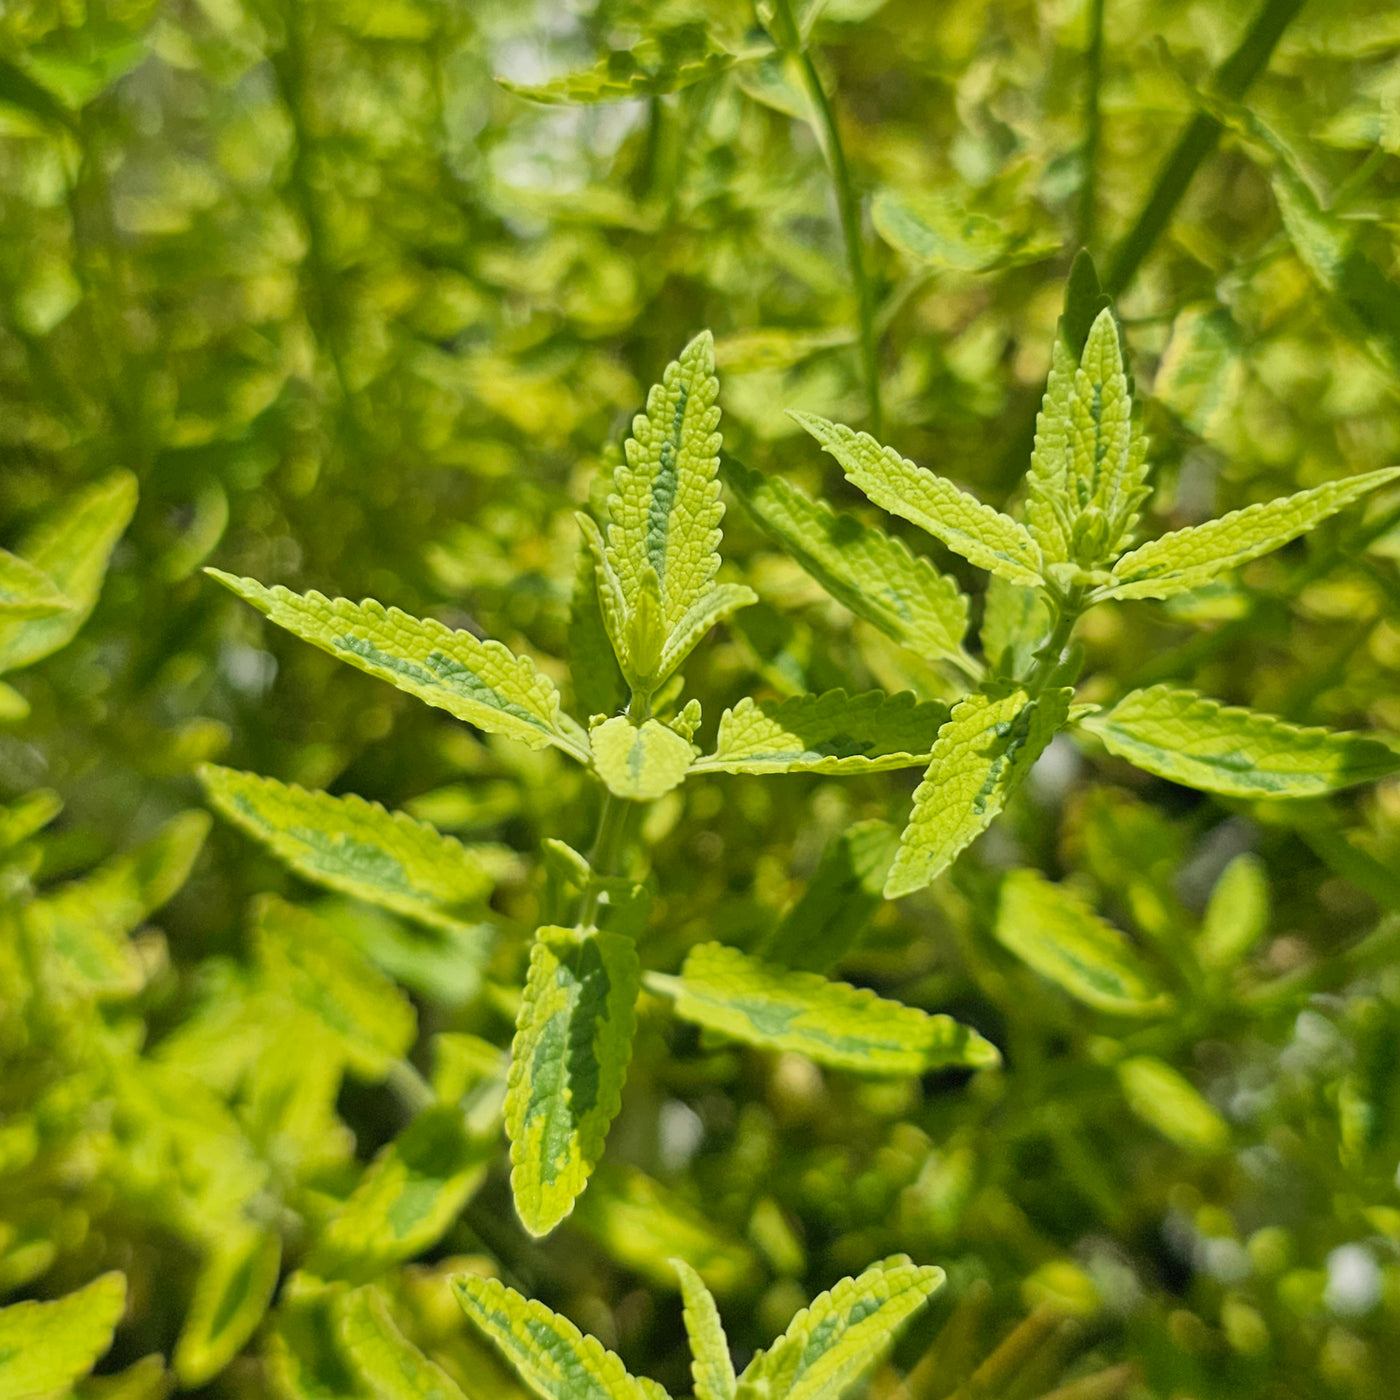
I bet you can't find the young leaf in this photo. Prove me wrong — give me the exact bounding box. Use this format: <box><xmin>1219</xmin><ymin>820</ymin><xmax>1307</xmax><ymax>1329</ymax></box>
<box><xmin>0</xmin><ymin>1271</ymin><xmax>127</xmax><ymax>1398</ymax></box>
<box><xmin>1117</xmin><ymin>1056</ymin><xmax>1230</xmax><ymax>1152</ymax></box>
<box><xmin>206</xmin><ymin>571</ymin><xmax>589</xmax><ymax>760</ymax></box>
<box><xmin>695</xmin><ymin>690</ymin><xmax>949</xmax><ymax>776</ymax></box>
<box><xmin>311</xmin><ymin>1106</ymin><xmax>496</xmax><ymax>1282</ymax></box>
<box><xmin>607</xmin><ymin>332</ymin><xmax>725</xmax><ymax>649</ymax></box>
<box><xmin>499</xmin><ymin>25</ymin><xmax>739</xmax><ymax>106</ymax></box>
<box><xmin>174</xmin><ymin>1228</ymin><xmax>282</xmax><ymax>1386</ymax></box>
<box><xmin>337</xmin><ymin>1285</ymin><xmax>468</xmax><ymax>1400</ymax></box>
<box><xmin>252</xmin><ymin>896</ymin><xmax>416</xmax><ymax>1080</ymax></box>
<box><xmin>658</xmin><ymin>582</ymin><xmax>758</xmax><ymax>682</ymax></box>
<box><xmin>1077</xmin><ymin>684</ymin><xmax>1400</xmax><ymax>797</ymax></box>
<box><xmin>979</xmin><ymin>575</ymin><xmax>1051</xmax><ymax>679</ymax></box>
<box><xmin>570</xmin><ymin>532</ymin><xmax>629</xmax><ymax>719</ymax></box>
<box><xmin>736</xmin><ymin>1256</ymin><xmax>944</xmax><ymax>1400</ymax></box>
<box><xmin>0</xmin><ymin>547</ymin><xmax>70</xmax><ymax>618</ymax></box>
<box><xmin>199</xmin><ymin>765</ymin><xmax>512</xmax><ymax>932</ymax></box>
<box><xmin>1102</xmin><ymin>465</ymin><xmax>1400</xmax><ymax>601</ymax></box>
<box><xmin>0</xmin><ymin>472</ymin><xmax>138</xmax><ymax>674</ymax></box>
<box><xmin>577</xmin><ymin>511</ymin><xmax>631</xmax><ymax>677</ymax></box>
<box><xmin>648</xmin><ymin>942</ymin><xmax>1000</xmax><ymax>1075</ymax></box>
<box><xmin>1026</xmin><ymin>308</ymin><xmax>1149</xmax><ymax>568</ymax></box>
<box><xmin>266</xmin><ymin>1281</ymin><xmax>370</xmax><ymax>1400</ymax></box>
<box><xmin>791</xmin><ymin>413</ymin><xmax>1042</xmax><ymax>585</ymax></box>
<box><xmin>590</xmin><ymin>716</ymin><xmax>696</xmax><ymax>801</ymax></box>
<box><xmin>507</xmin><ymin>927</ymin><xmax>641</xmax><ymax>1237</ymax></box>
<box><xmin>673</xmin><ymin>1259</ymin><xmax>736</xmax><ymax>1400</ymax></box>
<box><xmin>1197</xmin><ymin>852</ymin><xmax>1270</xmax><ymax>969</ymax></box>
<box><xmin>884</xmin><ymin>687</ymin><xmax>1071</xmax><ymax>899</ymax></box>
<box><xmin>720</xmin><ymin>457</ymin><xmax>974</xmax><ymax>670</ymax></box>
<box><xmin>451</xmin><ymin>1273</ymin><xmax>661</xmax><ymax>1400</ymax></box>
<box><xmin>758</xmin><ymin>820</ymin><xmax>900</xmax><ymax>973</ymax></box>
<box><xmin>995</xmin><ymin>868</ymin><xmax>1170</xmax><ymax>1016</ymax></box>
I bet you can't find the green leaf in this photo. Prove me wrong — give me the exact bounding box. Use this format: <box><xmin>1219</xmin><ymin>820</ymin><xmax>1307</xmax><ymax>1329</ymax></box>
<box><xmin>1102</xmin><ymin>466</ymin><xmax>1400</xmax><ymax>601</ymax></box>
<box><xmin>1117</xmin><ymin>1056</ymin><xmax>1230</xmax><ymax>1152</ymax></box>
<box><xmin>1078</xmin><ymin>684</ymin><xmax>1400</xmax><ymax>797</ymax></box>
<box><xmin>451</xmin><ymin>1273</ymin><xmax>661</xmax><ymax>1400</ymax></box>
<box><xmin>0</xmin><ymin>472</ymin><xmax>138</xmax><ymax>675</ymax></box>
<box><xmin>266</xmin><ymin>1281</ymin><xmax>370</xmax><ymax>1400</ymax></box>
<box><xmin>673</xmin><ymin>1259</ymin><xmax>735</xmax><ymax>1400</ymax></box>
<box><xmin>174</xmin><ymin>1228</ymin><xmax>282</xmax><ymax>1387</ymax></box>
<box><xmin>658</xmin><ymin>582</ymin><xmax>757</xmax><ymax>681</ymax></box>
<box><xmin>1058</xmin><ymin>250</ymin><xmax>1112</xmax><ymax>360</ymax></box>
<box><xmin>736</xmin><ymin>1256</ymin><xmax>944</xmax><ymax>1400</ymax></box>
<box><xmin>199</xmin><ymin>765</ymin><xmax>512</xmax><ymax>933</ymax></box>
<box><xmin>758</xmin><ymin>820</ymin><xmax>899</xmax><ymax>973</ymax></box>
<box><xmin>791</xmin><ymin>413</ymin><xmax>1042</xmax><ymax>584</ymax></box>
<box><xmin>506</xmin><ymin>927</ymin><xmax>641</xmax><ymax>1237</ymax></box>
<box><xmin>884</xmin><ymin>687</ymin><xmax>1070</xmax><ymax>899</ymax></box>
<box><xmin>0</xmin><ymin>55</ymin><xmax>78</xmax><ymax>130</ymax></box>
<box><xmin>721</xmin><ymin>456</ymin><xmax>973</xmax><ymax>669</ymax></box>
<box><xmin>871</xmin><ymin>188</ymin><xmax>1059</xmax><ymax>272</ymax></box>
<box><xmin>1198</xmin><ymin>853</ymin><xmax>1270</xmax><ymax>969</ymax></box>
<box><xmin>311</xmin><ymin>1106</ymin><xmax>495</xmax><ymax>1282</ymax></box>
<box><xmin>696</xmin><ymin>690</ymin><xmax>948</xmax><ymax>776</ymax></box>
<box><xmin>0</xmin><ymin>787</ymin><xmax>62</xmax><ymax>848</ymax></box>
<box><xmin>499</xmin><ymin>25</ymin><xmax>739</xmax><ymax>106</ymax></box>
<box><xmin>648</xmin><ymin>942</ymin><xmax>1000</xmax><ymax>1075</ymax></box>
<box><xmin>590</xmin><ymin>716</ymin><xmax>696</xmax><ymax>801</ymax></box>
<box><xmin>1025</xmin><ymin>308</ymin><xmax>1149</xmax><ymax>569</ymax></box>
<box><xmin>252</xmin><ymin>895</ymin><xmax>416</xmax><ymax>1079</ymax></box>
<box><xmin>571</xmin><ymin>1164</ymin><xmax>758</xmax><ymax>1297</ymax></box>
<box><xmin>0</xmin><ymin>1271</ymin><xmax>127</xmax><ymax>1399</ymax></box>
<box><xmin>337</xmin><ymin>1286</ymin><xmax>468</xmax><ymax>1400</ymax></box>
<box><xmin>570</xmin><ymin>531</ymin><xmax>629</xmax><ymax>718</ymax></box>
<box><xmin>206</xmin><ymin>571</ymin><xmax>588</xmax><ymax>760</ymax></box>
<box><xmin>994</xmin><ymin>868</ymin><xmax>1170</xmax><ymax>1016</ymax></box>
<box><xmin>606</xmin><ymin>332</ymin><xmax>730</xmax><ymax>682</ymax></box>
<box><xmin>28</xmin><ymin>810</ymin><xmax>210</xmax><ymax>999</ymax></box>
<box><xmin>978</xmin><ymin>575</ymin><xmax>1051</xmax><ymax>679</ymax></box>
<box><xmin>0</xmin><ymin>548</ymin><xmax>70</xmax><ymax>619</ymax></box>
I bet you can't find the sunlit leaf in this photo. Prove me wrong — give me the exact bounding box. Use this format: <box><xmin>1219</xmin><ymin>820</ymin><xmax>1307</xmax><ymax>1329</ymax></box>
<box><xmin>1117</xmin><ymin>1056</ymin><xmax>1230</xmax><ymax>1152</ymax></box>
<box><xmin>1197</xmin><ymin>852</ymin><xmax>1271</xmax><ymax>969</ymax></box>
<box><xmin>337</xmin><ymin>1286</ymin><xmax>468</xmax><ymax>1400</ymax></box>
<box><xmin>174</xmin><ymin>1228</ymin><xmax>282</xmax><ymax>1386</ymax></box>
<box><xmin>0</xmin><ymin>1271</ymin><xmax>126</xmax><ymax>1398</ymax></box>
<box><xmin>590</xmin><ymin>716</ymin><xmax>696</xmax><ymax>800</ymax></box>
<box><xmin>673</xmin><ymin>1259</ymin><xmax>735</xmax><ymax>1400</ymax></box>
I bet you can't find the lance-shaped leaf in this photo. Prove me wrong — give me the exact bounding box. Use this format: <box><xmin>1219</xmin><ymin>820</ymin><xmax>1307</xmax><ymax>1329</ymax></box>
<box><xmin>200</xmin><ymin>765</ymin><xmax>512</xmax><ymax>933</ymax></box>
<box><xmin>885</xmin><ymin>687</ymin><xmax>1071</xmax><ymax>899</ymax></box>
<box><xmin>759</xmin><ymin>821</ymin><xmax>900</xmax><ymax>973</ymax></box>
<box><xmin>979</xmin><ymin>575</ymin><xmax>1051</xmax><ymax>679</ymax></box>
<box><xmin>658</xmin><ymin>582</ymin><xmax>757</xmax><ymax>682</ymax></box>
<box><xmin>1197</xmin><ymin>853</ymin><xmax>1270</xmax><ymax>969</ymax></box>
<box><xmin>673</xmin><ymin>1259</ymin><xmax>736</xmax><ymax>1400</ymax></box>
<box><xmin>452</xmin><ymin>1274</ymin><xmax>661</xmax><ymax>1400</ymax></box>
<box><xmin>174</xmin><ymin>1228</ymin><xmax>282</xmax><ymax>1386</ymax></box>
<box><xmin>499</xmin><ymin>25</ymin><xmax>740</xmax><ymax>106</ymax></box>
<box><xmin>0</xmin><ymin>472</ymin><xmax>137</xmax><ymax>674</ymax></box>
<box><xmin>607</xmin><ymin>332</ymin><xmax>724</xmax><ymax>641</ymax></box>
<box><xmin>0</xmin><ymin>548</ymin><xmax>70</xmax><ymax>619</ymax></box>
<box><xmin>0</xmin><ymin>1272</ymin><xmax>127</xmax><ymax>1398</ymax></box>
<box><xmin>1026</xmin><ymin>308</ymin><xmax>1150</xmax><ymax>568</ymax></box>
<box><xmin>696</xmin><ymin>690</ymin><xmax>948</xmax><ymax>776</ymax></box>
<box><xmin>791</xmin><ymin>413</ymin><xmax>1042</xmax><ymax>585</ymax></box>
<box><xmin>570</xmin><ymin>531</ymin><xmax>629</xmax><ymax>720</ymax></box>
<box><xmin>590</xmin><ymin>716</ymin><xmax>696</xmax><ymax>801</ymax></box>
<box><xmin>1117</xmin><ymin>1056</ymin><xmax>1230</xmax><ymax>1153</ymax></box>
<box><xmin>507</xmin><ymin>927</ymin><xmax>641</xmax><ymax>1237</ymax></box>
<box><xmin>736</xmin><ymin>1256</ymin><xmax>944</xmax><ymax>1400</ymax></box>
<box><xmin>266</xmin><ymin>1282</ymin><xmax>370</xmax><ymax>1400</ymax></box>
<box><xmin>648</xmin><ymin>943</ymin><xmax>999</xmax><ymax>1075</ymax></box>
<box><xmin>338</xmin><ymin>1286</ymin><xmax>468</xmax><ymax>1400</ymax></box>
<box><xmin>995</xmin><ymin>868</ymin><xmax>1170</xmax><ymax>1017</ymax></box>
<box><xmin>1077</xmin><ymin>684</ymin><xmax>1400</xmax><ymax>797</ymax></box>
<box><xmin>721</xmin><ymin>457</ymin><xmax>973</xmax><ymax>670</ymax></box>
<box><xmin>311</xmin><ymin>1105</ymin><xmax>496</xmax><ymax>1281</ymax></box>
<box><xmin>253</xmin><ymin>896</ymin><xmax>416</xmax><ymax>1079</ymax></box>
<box><xmin>1101</xmin><ymin>465</ymin><xmax>1400</xmax><ymax>601</ymax></box>
<box><xmin>206</xmin><ymin>571</ymin><xmax>589</xmax><ymax>760</ymax></box>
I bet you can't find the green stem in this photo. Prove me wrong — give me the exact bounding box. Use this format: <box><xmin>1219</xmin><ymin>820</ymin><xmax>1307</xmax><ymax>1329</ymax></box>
<box><xmin>1078</xmin><ymin>0</ymin><xmax>1106</xmax><ymax>249</ymax></box>
<box><xmin>1024</xmin><ymin>584</ymin><xmax>1086</xmax><ymax>698</ymax></box>
<box><xmin>775</xmin><ymin>0</ymin><xmax>882</xmax><ymax>435</ymax></box>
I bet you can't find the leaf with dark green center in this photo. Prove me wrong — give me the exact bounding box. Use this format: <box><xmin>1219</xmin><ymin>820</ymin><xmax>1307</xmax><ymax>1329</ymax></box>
<box><xmin>590</xmin><ymin>716</ymin><xmax>695</xmax><ymax>800</ymax></box>
<box><xmin>174</xmin><ymin>1229</ymin><xmax>282</xmax><ymax>1387</ymax></box>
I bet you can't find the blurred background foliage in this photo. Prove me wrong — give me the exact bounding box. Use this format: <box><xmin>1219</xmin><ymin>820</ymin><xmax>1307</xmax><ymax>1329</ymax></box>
<box><xmin>3</xmin><ymin>0</ymin><xmax>1400</xmax><ymax>1396</ymax></box>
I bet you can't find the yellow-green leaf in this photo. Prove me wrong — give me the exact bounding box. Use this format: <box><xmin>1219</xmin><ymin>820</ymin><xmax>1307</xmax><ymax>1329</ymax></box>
<box><xmin>337</xmin><ymin>1286</ymin><xmax>468</xmax><ymax>1400</ymax></box>
<box><xmin>174</xmin><ymin>1228</ymin><xmax>282</xmax><ymax>1386</ymax></box>
<box><xmin>1103</xmin><ymin>466</ymin><xmax>1400</xmax><ymax>601</ymax></box>
<box><xmin>648</xmin><ymin>943</ymin><xmax>1000</xmax><ymax>1075</ymax></box>
<box><xmin>658</xmin><ymin>582</ymin><xmax>757</xmax><ymax>682</ymax></box>
<box><xmin>995</xmin><ymin>868</ymin><xmax>1169</xmax><ymax>1017</ymax></box>
<box><xmin>0</xmin><ymin>547</ymin><xmax>70</xmax><ymax>619</ymax></box>
<box><xmin>590</xmin><ymin>716</ymin><xmax>695</xmax><ymax>801</ymax></box>
<box><xmin>200</xmin><ymin>765</ymin><xmax>511</xmax><ymax>933</ymax></box>
<box><xmin>451</xmin><ymin>1274</ymin><xmax>660</xmax><ymax>1400</ymax></box>
<box><xmin>673</xmin><ymin>1259</ymin><xmax>735</xmax><ymax>1400</ymax></box>
<box><xmin>885</xmin><ymin>687</ymin><xmax>1070</xmax><ymax>899</ymax></box>
<box><xmin>1117</xmin><ymin>1056</ymin><xmax>1230</xmax><ymax>1152</ymax></box>
<box><xmin>0</xmin><ymin>1271</ymin><xmax>127</xmax><ymax>1399</ymax></box>
<box><xmin>506</xmin><ymin>927</ymin><xmax>641</xmax><ymax>1237</ymax></box>
<box><xmin>791</xmin><ymin>413</ymin><xmax>1042</xmax><ymax>584</ymax></box>
<box><xmin>1078</xmin><ymin>684</ymin><xmax>1400</xmax><ymax>797</ymax></box>
<box><xmin>206</xmin><ymin>571</ymin><xmax>588</xmax><ymax>760</ymax></box>
<box><xmin>1197</xmin><ymin>853</ymin><xmax>1270</xmax><ymax>969</ymax></box>
<box><xmin>696</xmin><ymin>690</ymin><xmax>948</xmax><ymax>776</ymax></box>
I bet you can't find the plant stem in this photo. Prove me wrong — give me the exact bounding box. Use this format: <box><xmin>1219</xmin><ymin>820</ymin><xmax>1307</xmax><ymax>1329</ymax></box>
<box><xmin>775</xmin><ymin>0</ymin><xmax>882</xmax><ymax>435</ymax></box>
<box><xmin>1078</xmin><ymin>0</ymin><xmax>1106</xmax><ymax>249</ymax></box>
<box><xmin>1024</xmin><ymin>584</ymin><xmax>1086</xmax><ymax>698</ymax></box>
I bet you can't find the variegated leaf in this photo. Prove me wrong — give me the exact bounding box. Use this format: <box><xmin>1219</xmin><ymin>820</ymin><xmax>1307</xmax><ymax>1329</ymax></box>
<box><xmin>673</xmin><ymin>1259</ymin><xmax>735</xmax><ymax>1400</ymax></box>
<box><xmin>590</xmin><ymin>716</ymin><xmax>695</xmax><ymax>801</ymax></box>
<box><xmin>338</xmin><ymin>1285</ymin><xmax>469</xmax><ymax>1400</ymax></box>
